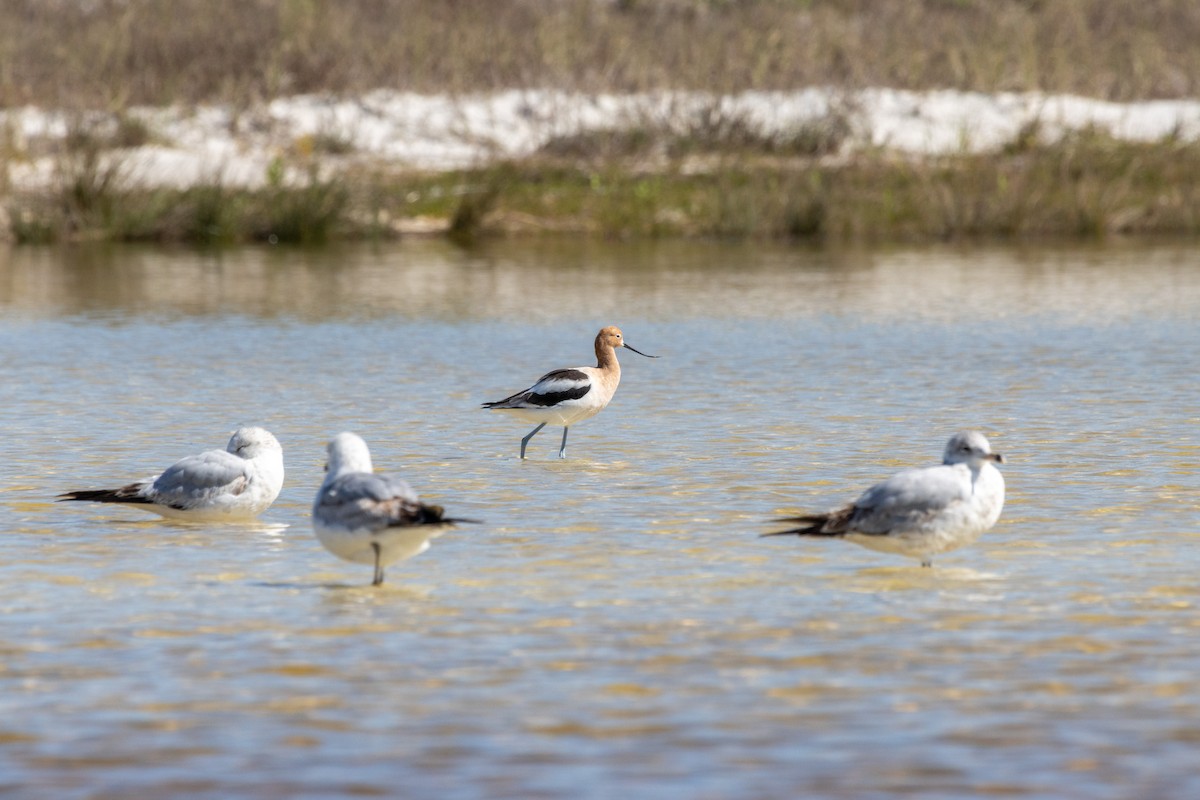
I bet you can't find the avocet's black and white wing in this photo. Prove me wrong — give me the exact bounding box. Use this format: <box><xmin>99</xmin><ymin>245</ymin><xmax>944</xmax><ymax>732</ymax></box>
<box><xmin>482</xmin><ymin>368</ymin><xmax>593</xmax><ymax>410</ymax></box>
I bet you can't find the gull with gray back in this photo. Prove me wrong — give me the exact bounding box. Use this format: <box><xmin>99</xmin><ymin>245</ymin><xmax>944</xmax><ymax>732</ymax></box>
<box><xmin>765</xmin><ymin>431</ymin><xmax>1006</xmax><ymax>567</ymax></box>
<box><xmin>312</xmin><ymin>432</ymin><xmax>475</xmax><ymax>586</ymax></box>
<box><xmin>58</xmin><ymin>427</ymin><xmax>285</xmax><ymax>522</ymax></box>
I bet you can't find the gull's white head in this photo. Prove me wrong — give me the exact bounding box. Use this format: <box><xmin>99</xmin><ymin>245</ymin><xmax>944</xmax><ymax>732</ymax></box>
<box><xmin>325</xmin><ymin>432</ymin><xmax>374</xmax><ymax>480</ymax></box>
<box><xmin>227</xmin><ymin>427</ymin><xmax>283</xmax><ymax>459</ymax></box>
<box><xmin>943</xmin><ymin>430</ymin><xmax>1004</xmax><ymax>467</ymax></box>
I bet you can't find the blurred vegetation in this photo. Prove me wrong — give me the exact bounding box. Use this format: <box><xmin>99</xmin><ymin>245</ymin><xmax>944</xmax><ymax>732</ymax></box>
<box><xmin>7</xmin><ymin>126</ymin><xmax>1199</xmax><ymax>244</ymax></box>
<box><xmin>411</xmin><ymin>129</ymin><xmax>1200</xmax><ymax>241</ymax></box>
<box><xmin>2</xmin><ymin>0</ymin><xmax>1198</xmax><ymax>106</ymax></box>
<box><xmin>2</xmin><ymin>0</ymin><xmax>1200</xmax><ymax>244</ymax></box>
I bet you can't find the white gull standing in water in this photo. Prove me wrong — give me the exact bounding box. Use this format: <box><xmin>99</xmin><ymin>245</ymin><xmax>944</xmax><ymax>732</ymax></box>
<box><xmin>765</xmin><ymin>431</ymin><xmax>1005</xmax><ymax>567</ymax></box>
<box><xmin>58</xmin><ymin>426</ymin><xmax>285</xmax><ymax>521</ymax></box>
<box><xmin>482</xmin><ymin>325</ymin><xmax>658</xmax><ymax>459</ymax></box>
<box><xmin>312</xmin><ymin>432</ymin><xmax>474</xmax><ymax>586</ymax></box>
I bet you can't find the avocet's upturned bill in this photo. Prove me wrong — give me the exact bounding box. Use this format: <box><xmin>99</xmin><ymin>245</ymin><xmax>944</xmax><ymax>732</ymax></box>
<box><xmin>58</xmin><ymin>427</ymin><xmax>285</xmax><ymax>521</ymax></box>
<box><xmin>482</xmin><ymin>325</ymin><xmax>658</xmax><ymax>459</ymax></box>
<box><xmin>312</xmin><ymin>432</ymin><xmax>474</xmax><ymax>586</ymax></box>
<box><xmin>765</xmin><ymin>431</ymin><xmax>1005</xmax><ymax>567</ymax></box>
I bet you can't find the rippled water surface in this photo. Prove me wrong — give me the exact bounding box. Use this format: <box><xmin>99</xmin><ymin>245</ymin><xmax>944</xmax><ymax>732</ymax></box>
<box><xmin>2</xmin><ymin>239</ymin><xmax>1199</xmax><ymax>798</ymax></box>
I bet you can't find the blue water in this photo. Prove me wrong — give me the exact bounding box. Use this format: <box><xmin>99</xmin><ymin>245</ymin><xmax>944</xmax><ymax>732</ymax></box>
<box><xmin>1</xmin><ymin>239</ymin><xmax>1198</xmax><ymax>798</ymax></box>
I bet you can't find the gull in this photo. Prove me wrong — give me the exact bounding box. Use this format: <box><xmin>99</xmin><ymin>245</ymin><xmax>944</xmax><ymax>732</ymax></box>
<box><xmin>482</xmin><ymin>325</ymin><xmax>658</xmax><ymax>459</ymax></box>
<box><xmin>312</xmin><ymin>432</ymin><xmax>474</xmax><ymax>586</ymax></box>
<box><xmin>765</xmin><ymin>431</ymin><xmax>1005</xmax><ymax>567</ymax></box>
<box><xmin>58</xmin><ymin>426</ymin><xmax>285</xmax><ymax>521</ymax></box>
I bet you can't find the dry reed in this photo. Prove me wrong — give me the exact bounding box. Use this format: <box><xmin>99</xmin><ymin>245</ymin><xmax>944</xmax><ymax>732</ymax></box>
<box><xmin>3</xmin><ymin>1</ymin><xmax>1200</xmax><ymax>244</ymax></box>
<box><xmin>2</xmin><ymin>0</ymin><xmax>1198</xmax><ymax>108</ymax></box>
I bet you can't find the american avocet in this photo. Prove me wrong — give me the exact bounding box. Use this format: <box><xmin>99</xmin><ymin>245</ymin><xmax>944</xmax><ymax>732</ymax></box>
<box><xmin>58</xmin><ymin>427</ymin><xmax>285</xmax><ymax>521</ymax></box>
<box><xmin>482</xmin><ymin>325</ymin><xmax>658</xmax><ymax>459</ymax></box>
<box><xmin>312</xmin><ymin>432</ymin><xmax>474</xmax><ymax>586</ymax></box>
<box><xmin>765</xmin><ymin>431</ymin><xmax>1005</xmax><ymax>567</ymax></box>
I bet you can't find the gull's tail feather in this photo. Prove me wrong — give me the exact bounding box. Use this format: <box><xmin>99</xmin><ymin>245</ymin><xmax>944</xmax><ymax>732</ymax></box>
<box><xmin>763</xmin><ymin>506</ymin><xmax>853</xmax><ymax>538</ymax></box>
<box><xmin>417</xmin><ymin>504</ymin><xmax>482</xmax><ymax>526</ymax></box>
<box><xmin>57</xmin><ymin>483</ymin><xmax>151</xmax><ymax>504</ymax></box>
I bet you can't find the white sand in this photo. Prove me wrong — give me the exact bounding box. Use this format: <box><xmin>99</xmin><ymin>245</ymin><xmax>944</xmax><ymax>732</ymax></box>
<box><xmin>4</xmin><ymin>88</ymin><xmax>1199</xmax><ymax>190</ymax></box>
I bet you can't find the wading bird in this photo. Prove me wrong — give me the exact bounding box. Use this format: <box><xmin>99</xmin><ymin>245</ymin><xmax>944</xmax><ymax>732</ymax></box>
<box><xmin>482</xmin><ymin>325</ymin><xmax>658</xmax><ymax>459</ymax></box>
<box><xmin>765</xmin><ymin>431</ymin><xmax>1005</xmax><ymax>567</ymax></box>
<box><xmin>312</xmin><ymin>432</ymin><xmax>474</xmax><ymax>586</ymax></box>
<box><xmin>58</xmin><ymin>427</ymin><xmax>285</xmax><ymax>521</ymax></box>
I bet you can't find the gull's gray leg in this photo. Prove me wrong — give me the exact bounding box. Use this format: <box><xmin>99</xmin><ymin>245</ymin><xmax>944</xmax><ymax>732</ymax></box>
<box><xmin>372</xmin><ymin>542</ymin><xmax>385</xmax><ymax>586</ymax></box>
<box><xmin>920</xmin><ymin>560</ymin><xmax>932</xmax><ymax>568</ymax></box>
<box><xmin>558</xmin><ymin>427</ymin><xmax>569</xmax><ymax>459</ymax></box>
<box><xmin>520</xmin><ymin>423</ymin><xmax>547</xmax><ymax>459</ymax></box>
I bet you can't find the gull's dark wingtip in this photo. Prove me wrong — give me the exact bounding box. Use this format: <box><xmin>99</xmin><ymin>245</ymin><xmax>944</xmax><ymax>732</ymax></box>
<box><xmin>418</xmin><ymin>503</ymin><xmax>482</xmax><ymax>526</ymax></box>
<box><xmin>762</xmin><ymin>514</ymin><xmax>838</xmax><ymax>538</ymax></box>
<box><xmin>56</xmin><ymin>481</ymin><xmax>151</xmax><ymax>505</ymax></box>
<box><xmin>57</xmin><ymin>488</ymin><xmax>138</xmax><ymax>504</ymax></box>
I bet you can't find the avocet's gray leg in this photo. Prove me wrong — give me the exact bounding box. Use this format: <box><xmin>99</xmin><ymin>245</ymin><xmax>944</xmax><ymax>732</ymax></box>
<box><xmin>372</xmin><ymin>542</ymin><xmax>385</xmax><ymax>586</ymax></box>
<box><xmin>521</xmin><ymin>423</ymin><xmax>547</xmax><ymax>459</ymax></box>
<box><xmin>558</xmin><ymin>427</ymin><xmax>569</xmax><ymax>459</ymax></box>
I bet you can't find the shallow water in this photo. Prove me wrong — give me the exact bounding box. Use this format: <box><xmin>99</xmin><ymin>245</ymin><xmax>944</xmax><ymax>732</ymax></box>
<box><xmin>1</xmin><ymin>239</ymin><xmax>1198</xmax><ymax>798</ymax></box>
